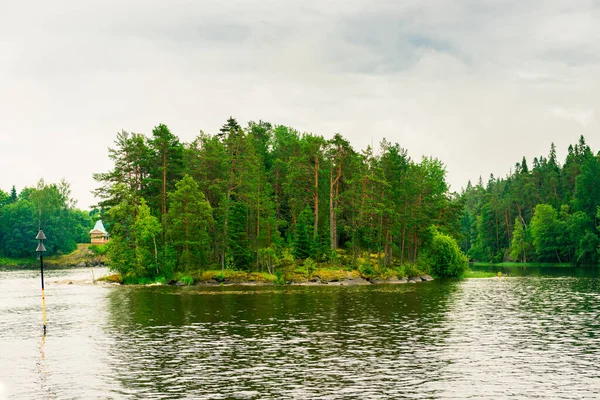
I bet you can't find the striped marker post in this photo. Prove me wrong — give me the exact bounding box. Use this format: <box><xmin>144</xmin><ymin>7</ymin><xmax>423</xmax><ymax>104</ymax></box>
<box><xmin>36</xmin><ymin>230</ymin><xmax>47</xmax><ymax>335</ymax></box>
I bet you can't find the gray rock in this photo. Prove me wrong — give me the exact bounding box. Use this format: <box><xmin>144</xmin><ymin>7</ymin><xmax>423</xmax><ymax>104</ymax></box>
<box><xmin>175</xmin><ymin>281</ymin><xmax>186</xmax><ymax>286</ymax></box>
<box><xmin>408</xmin><ymin>276</ymin><xmax>422</xmax><ymax>282</ymax></box>
<box><xmin>420</xmin><ymin>275</ymin><xmax>434</xmax><ymax>281</ymax></box>
<box><xmin>371</xmin><ymin>279</ymin><xmax>388</xmax><ymax>284</ymax></box>
<box><xmin>345</xmin><ymin>278</ymin><xmax>371</xmax><ymax>286</ymax></box>
<box><xmin>77</xmin><ymin>262</ymin><xmax>87</xmax><ymax>267</ymax></box>
<box><xmin>388</xmin><ymin>278</ymin><xmax>408</xmax><ymax>284</ymax></box>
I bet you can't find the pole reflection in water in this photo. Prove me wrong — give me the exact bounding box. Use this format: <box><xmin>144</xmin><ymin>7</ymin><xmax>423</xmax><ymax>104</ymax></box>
<box><xmin>36</xmin><ymin>335</ymin><xmax>48</xmax><ymax>398</ymax></box>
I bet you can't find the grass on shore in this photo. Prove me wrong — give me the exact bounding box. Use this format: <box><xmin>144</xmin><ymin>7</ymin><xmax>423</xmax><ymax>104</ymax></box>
<box><xmin>470</xmin><ymin>262</ymin><xmax>573</xmax><ymax>268</ymax></box>
<box><xmin>97</xmin><ymin>263</ymin><xmax>431</xmax><ymax>286</ymax></box>
<box><xmin>463</xmin><ymin>270</ymin><xmax>499</xmax><ymax>278</ymax></box>
<box><xmin>0</xmin><ymin>256</ymin><xmax>36</xmax><ymax>267</ymax></box>
<box><xmin>94</xmin><ymin>250</ymin><xmax>430</xmax><ymax>285</ymax></box>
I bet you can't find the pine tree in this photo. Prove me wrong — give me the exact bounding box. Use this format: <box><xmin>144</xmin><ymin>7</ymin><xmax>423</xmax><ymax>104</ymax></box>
<box><xmin>167</xmin><ymin>175</ymin><xmax>214</xmax><ymax>270</ymax></box>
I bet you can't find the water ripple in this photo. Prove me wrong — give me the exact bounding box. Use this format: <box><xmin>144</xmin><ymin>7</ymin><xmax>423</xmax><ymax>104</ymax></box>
<box><xmin>2</xmin><ymin>269</ymin><xmax>600</xmax><ymax>398</ymax></box>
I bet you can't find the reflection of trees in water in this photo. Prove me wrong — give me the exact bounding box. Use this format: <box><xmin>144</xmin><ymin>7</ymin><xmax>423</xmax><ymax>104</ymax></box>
<box><xmin>104</xmin><ymin>283</ymin><xmax>462</xmax><ymax>398</ymax></box>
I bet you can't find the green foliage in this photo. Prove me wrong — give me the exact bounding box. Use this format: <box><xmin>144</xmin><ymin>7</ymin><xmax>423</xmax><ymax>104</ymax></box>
<box><xmin>357</xmin><ymin>259</ymin><xmax>374</xmax><ymax>277</ymax></box>
<box><xmin>167</xmin><ymin>175</ymin><xmax>214</xmax><ymax>269</ymax></box>
<box><xmin>303</xmin><ymin>257</ymin><xmax>317</xmax><ymax>277</ymax></box>
<box><xmin>530</xmin><ymin>204</ymin><xmax>560</xmax><ymax>262</ymax></box>
<box><xmin>123</xmin><ymin>275</ymin><xmax>167</xmax><ymax>285</ymax></box>
<box><xmin>257</xmin><ymin>247</ymin><xmax>278</xmax><ymax>274</ymax></box>
<box><xmin>227</xmin><ymin>201</ymin><xmax>252</xmax><ymax>269</ymax></box>
<box><xmin>510</xmin><ymin>218</ymin><xmax>530</xmax><ymax>262</ymax></box>
<box><xmin>93</xmin><ymin>118</ymin><xmax>464</xmax><ymax>281</ymax></box>
<box><xmin>463</xmin><ymin>270</ymin><xmax>497</xmax><ymax>278</ymax></box>
<box><xmin>461</xmin><ymin>137</ymin><xmax>600</xmax><ymax>265</ymax></box>
<box><xmin>174</xmin><ymin>272</ymin><xmax>194</xmax><ymax>285</ymax></box>
<box><xmin>293</xmin><ymin>207</ymin><xmax>314</xmax><ymax>259</ymax></box>
<box><xmin>403</xmin><ymin>262</ymin><xmax>424</xmax><ymax>278</ymax></box>
<box><xmin>215</xmin><ymin>272</ymin><xmax>226</xmax><ymax>283</ymax></box>
<box><xmin>422</xmin><ymin>228</ymin><xmax>468</xmax><ymax>278</ymax></box>
<box><xmin>88</xmin><ymin>244</ymin><xmax>108</xmax><ymax>256</ymax></box>
<box><xmin>0</xmin><ymin>180</ymin><xmax>91</xmax><ymax>258</ymax></box>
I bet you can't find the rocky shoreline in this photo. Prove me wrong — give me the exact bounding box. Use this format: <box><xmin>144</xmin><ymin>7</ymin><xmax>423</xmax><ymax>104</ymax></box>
<box><xmin>54</xmin><ymin>274</ymin><xmax>434</xmax><ymax>287</ymax></box>
<box><xmin>182</xmin><ymin>274</ymin><xmax>434</xmax><ymax>287</ymax></box>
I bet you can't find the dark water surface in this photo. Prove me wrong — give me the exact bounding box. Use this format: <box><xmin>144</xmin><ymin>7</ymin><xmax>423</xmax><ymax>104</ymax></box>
<box><xmin>1</xmin><ymin>267</ymin><xmax>600</xmax><ymax>399</ymax></box>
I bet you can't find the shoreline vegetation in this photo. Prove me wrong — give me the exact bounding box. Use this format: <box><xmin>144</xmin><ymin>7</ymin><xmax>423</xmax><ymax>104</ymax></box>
<box><xmin>470</xmin><ymin>262</ymin><xmax>574</xmax><ymax>268</ymax></box>
<box><xmin>97</xmin><ymin>268</ymin><xmax>436</xmax><ymax>286</ymax></box>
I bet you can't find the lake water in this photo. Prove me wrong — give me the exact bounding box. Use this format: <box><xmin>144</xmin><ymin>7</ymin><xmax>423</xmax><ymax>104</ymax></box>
<box><xmin>1</xmin><ymin>266</ymin><xmax>600</xmax><ymax>399</ymax></box>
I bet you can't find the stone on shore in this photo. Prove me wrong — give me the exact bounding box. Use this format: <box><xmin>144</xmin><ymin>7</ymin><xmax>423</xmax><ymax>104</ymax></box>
<box><xmin>342</xmin><ymin>278</ymin><xmax>371</xmax><ymax>286</ymax></box>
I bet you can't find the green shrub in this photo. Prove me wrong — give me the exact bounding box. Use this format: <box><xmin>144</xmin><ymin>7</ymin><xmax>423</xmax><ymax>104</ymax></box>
<box><xmin>393</xmin><ymin>264</ymin><xmax>406</xmax><ymax>278</ymax></box>
<box><xmin>425</xmin><ymin>230</ymin><xmax>468</xmax><ymax>278</ymax></box>
<box><xmin>304</xmin><ymin>257</ymin><xmax>317</xmax><ymax>277</ymax></box>
<box><xmin>358</xmin><ymin>260</ymin><xmax>374</xmax><ymax>278</ymax></box>
<box><xmin>403</xmin><ymin>262</ymin><xmax>424</xmax><ymax>278</ymax></box>
<box><xmin>174</xmin><ymin>272</ymin><xmax>194</xmax><ymax>285</ymax></box>
<box><xmin>374</xmin><ymin>267</ymin><xmax>397</xmax><ymax>280</ymax></box>
<box><xmin>123</xmin><ymin>275</ymin><xmax>166</xmax><ymax>285</ymax></box>
<box><xmin>274</xmin><ymin>270</ymin><xmax>285</xmax><ymax>285</ymax></box>
<box><xmin>88</xmin><ymin>244</ymin><xmax>108</xmax><ymax>256</ymax></box>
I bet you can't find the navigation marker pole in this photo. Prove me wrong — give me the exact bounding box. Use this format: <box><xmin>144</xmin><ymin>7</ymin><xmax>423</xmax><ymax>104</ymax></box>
<box><xmin>36</xmin><ymin>230</ymin><xmax>47</xmax><ymax>335</ymax></box>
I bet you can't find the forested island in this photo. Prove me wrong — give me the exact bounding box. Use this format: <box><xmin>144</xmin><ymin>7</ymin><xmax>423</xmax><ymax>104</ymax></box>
<box><xmin>91</xmin><ymin>118</ymin><xmax>466</xmax><ymax>284</ymax></box>
<box><xmin>2</xmin><ymin>119</ymin><xmax>600</xmax><ymax>284</ymax></box>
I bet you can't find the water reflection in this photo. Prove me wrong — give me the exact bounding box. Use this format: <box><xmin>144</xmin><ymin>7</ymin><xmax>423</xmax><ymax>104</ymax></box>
<box><xmin>105</xmin><ymin>283</ymin><xmax>461</xmax><ymax>399</ymax></box>
<box><xmin>3</xmin><ymin>267</ymin><xmax>600</xmax><ymax>399</ymax></box>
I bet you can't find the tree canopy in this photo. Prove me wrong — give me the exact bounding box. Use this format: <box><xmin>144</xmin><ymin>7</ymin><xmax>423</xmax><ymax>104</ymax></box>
<box><xmin>95</xmin><ymin>120</ymin><xmax>461</xmax><ymax>280</ymax></box>
<box><xmin>0</xmin><ymin>180</ymin><xmax>92</xmax><ymax>258</ymax></box>
<box><xmin>460</xmin><ymin>136</ymin><xmax>600</xmax><ymax>265</ymax></box>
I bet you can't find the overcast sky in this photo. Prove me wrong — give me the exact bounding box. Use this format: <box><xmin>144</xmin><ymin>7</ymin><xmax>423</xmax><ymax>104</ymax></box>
<box><xmin>1</xmin><ymin>0</ymin><xmax>599</xmax><ymax>209</ymax></box>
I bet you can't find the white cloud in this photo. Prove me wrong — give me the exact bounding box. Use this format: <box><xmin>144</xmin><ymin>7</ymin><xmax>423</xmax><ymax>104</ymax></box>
<box><xmin>1</xmin><ymin>0</ymin><xmax>600</xmax><ymax>205</ymax></box>
<box><xmin>551</xmin><ymin>107</ymin><xmax>596</xmax><ymax>127</ymax></box>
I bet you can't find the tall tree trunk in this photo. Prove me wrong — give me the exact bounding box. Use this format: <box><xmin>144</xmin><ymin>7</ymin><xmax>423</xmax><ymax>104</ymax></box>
<box><xmin>162</xmin><ymin>149</ymin><xmax>167</xmax><ymax>221</ymax></box>
<box><xmin>329</xmin><ymin>162</ymin><xmax>342</xmax><ymax>252</ymax></box>
<box><xmin>256</xmin><ymin>181</ymin><xmax>261</xmax><ymax>267</ymax></box>
<box><xmin>314</xmin><ymin>156</ymin><xmax>319</xmax><ymax>239</ymax></box>
<box><xmin>330</xmin><ymin>168</ymin><xmax>334</xmax><ymax>251</ymax></box>
<box><xmin>401</xmin><ymin>201</ymin><xmax>407</xmax><ymax>266</ymax></box>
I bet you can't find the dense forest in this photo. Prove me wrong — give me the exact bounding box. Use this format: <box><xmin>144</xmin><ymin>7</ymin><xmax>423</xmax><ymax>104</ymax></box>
<box><xmin>460</xmin><ymin>136</ymin><xmax>600</xmax><ymax>265</ymax></box>
<box><xmin>0</xmin><ymin>180</ymin><xmax>92</xmax><ymax>258</ymax></box>
<box><xmin>4</xmin><ymin>121</ymin><xmax>597</xmax><ymax>277</ymax></box>
<box><xmin>94</xmin><ymin>118</ymin><xmax>465</xmax><ymax>281</ymax></box>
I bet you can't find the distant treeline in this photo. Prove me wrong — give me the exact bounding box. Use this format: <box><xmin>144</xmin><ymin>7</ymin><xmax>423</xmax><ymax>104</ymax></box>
<box><xmin>94</xmin><ymin>118</ymin><xmax>464</xmax><ymax>280</ymax></box>
<box><xmin>0</xmin><ymin>181</ymin><xmax>92</xmax><ymax>258</ymax></box>
<box><xmin>460</xmin><ymin>136</ymin><xmax>600</xmax><ymax>264</ymax></box>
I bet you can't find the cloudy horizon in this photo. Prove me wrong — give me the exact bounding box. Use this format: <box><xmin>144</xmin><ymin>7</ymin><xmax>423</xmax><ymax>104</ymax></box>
<box><xmin>2</xmin><ymin>0</ymin><xmax>599</xmax><ymax>209</ymax></box>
